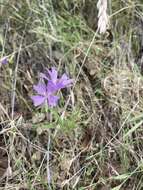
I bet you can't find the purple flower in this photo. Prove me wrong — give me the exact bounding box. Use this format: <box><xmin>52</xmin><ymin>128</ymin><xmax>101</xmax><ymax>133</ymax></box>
<box><xmin>31</xmin><ymin>67</ymin><xmax>73</xmax><ymax>107</ymax></box>
<box><xmin>40</xmin><ymin>67</ymin><xmax>73</xmax><ymax>91</ymax></box>
<box><xmin>31</xmin><ymin>82</ymin><xmax>59</xmax><ymax>107</ymax></box>
<box><xmin>1</xmin><ymin>57</ymin><xmax>8</xmax><ymax>65</ymax></box>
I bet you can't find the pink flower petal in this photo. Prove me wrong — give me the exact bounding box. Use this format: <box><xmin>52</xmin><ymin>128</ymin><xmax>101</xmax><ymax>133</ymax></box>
<box><xmin>47</xmin><ymin>81</ymin><xmax>57</xmax><ymax>93</ymax></box>
<box><xmin>48</xmin><ymin>95</ymin><xmax>59</xmax><ymax>107</ymax></box>
<box><xmin>31</xmin><ymin>95</ymin><xmax>46</xmax><ymax>106</ymax></box>
<box><xmin>33</xmin><ymin>83</ymin><xmax>46</xmax><ymax>96</ymax></box>
<box><xmin>48</xmin><ymin>67</ymin><xmax>58</xmax><ymax>84</ymax></box>
<box><xmin>58</xmin><ymin>74</ymin><xmax>74</xmax><ymax>87</ymax></box>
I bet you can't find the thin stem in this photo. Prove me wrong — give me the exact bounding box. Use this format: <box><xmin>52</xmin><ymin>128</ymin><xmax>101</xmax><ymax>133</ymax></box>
<box><xmin>47</xmin><ymin>130</ymin><xmax>51</xmax><ymax>189</ymax></box>
<box><xmin>46</xmin><ymin>109</ymin><xmax>52</xmax><ymax>189</ymax></box>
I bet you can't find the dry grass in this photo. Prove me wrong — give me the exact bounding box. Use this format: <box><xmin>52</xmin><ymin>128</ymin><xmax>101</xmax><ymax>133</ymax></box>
<box><xmin>0</xmin><ymin>0</ymin><xmax>143</xmax><ymax>190</ymax></box>
<box><xmin>97</xmin><ymin>0</ymin><xmax>108</xmax><ymax>34</ymax></box>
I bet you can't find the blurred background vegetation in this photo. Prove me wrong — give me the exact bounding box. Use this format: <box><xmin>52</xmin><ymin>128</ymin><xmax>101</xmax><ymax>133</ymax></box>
<box><xmin>0</xmin><ymin>0</ymin><xmax>143</xmax><ymax>189</ymax></box>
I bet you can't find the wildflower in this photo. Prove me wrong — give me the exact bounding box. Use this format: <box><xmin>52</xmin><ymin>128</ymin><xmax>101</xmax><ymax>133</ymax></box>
<box><xmin>40</xmin><ymin>67</ymin><xmax>73</xmax><ymax>91</ymax></box>
<box><xmin>1</xmin><ymin>57</ymin><xmax>8</xmax><ymax>65</ymax></box>
<box><xmin>31</xmin><ymin>82</ymin><xmax>59</xmax><ymax>107</ymax></box>
<box><xmin>31</xmin><ymin>67</ymin><xmax>73</xmax><ymax>107</ymax></box>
